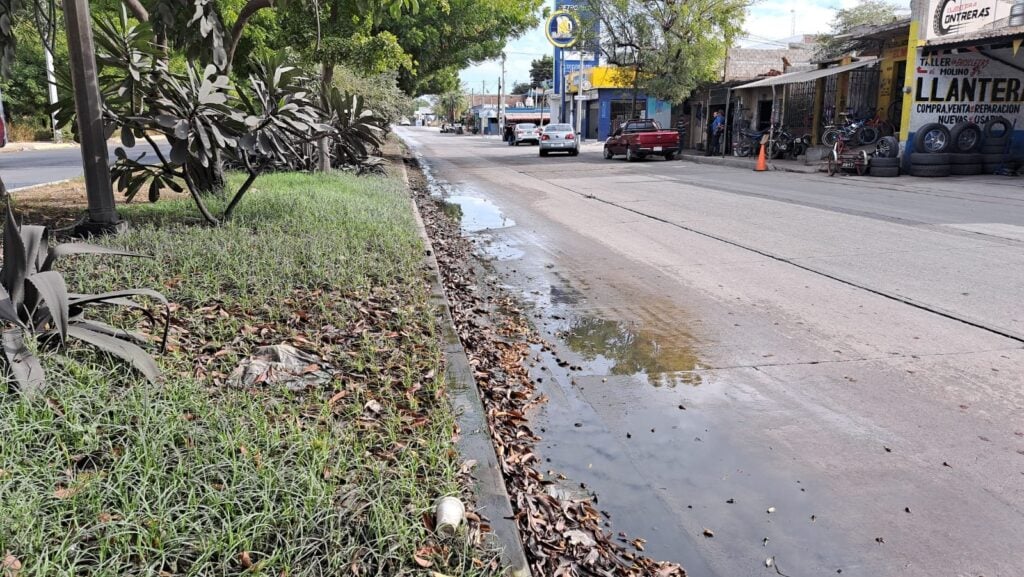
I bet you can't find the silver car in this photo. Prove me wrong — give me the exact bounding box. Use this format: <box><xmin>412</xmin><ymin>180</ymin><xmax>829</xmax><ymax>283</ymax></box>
<box><xmin>539</xmin><ymin>124</ymin><xmax>579</xmax><ymax>157</ymax></box>
<box><xmin>513</xmin><ymin>123</ymin><xmax>540</xmax><ymax>145</ymax></box>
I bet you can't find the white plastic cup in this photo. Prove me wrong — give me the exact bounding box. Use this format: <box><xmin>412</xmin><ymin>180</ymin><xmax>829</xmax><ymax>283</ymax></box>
<box><xmin>435</xmin><ymin>496</ymin><xmax>466</xmax><ymax>537</ymax></box>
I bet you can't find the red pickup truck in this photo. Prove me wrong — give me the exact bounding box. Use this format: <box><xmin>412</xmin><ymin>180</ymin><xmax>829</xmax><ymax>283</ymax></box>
<box><xmin>603</xmin><ymin>119</ymin><xmax>679</xmax><ymax>161</ymax></box>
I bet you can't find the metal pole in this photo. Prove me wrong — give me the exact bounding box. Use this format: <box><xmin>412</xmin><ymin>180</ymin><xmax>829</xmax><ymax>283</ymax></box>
<box><xmin>499</xmin><ymin>52</ymin><xmax>506</xmax><ymax>133</ymax></box>
<box><xmin>722</xmin><ymin>88</ymin><xmax>731</xmax><ymax>158</ymax></box>
<box><xmin>62</xmin><ymin>0</ymin><xmax>120</xmax><ymax>232</ymax></box>
<box><xmin>44</xmin><ymin>47</ymin><xmax>62</xmax><ymax>143</ymax></box>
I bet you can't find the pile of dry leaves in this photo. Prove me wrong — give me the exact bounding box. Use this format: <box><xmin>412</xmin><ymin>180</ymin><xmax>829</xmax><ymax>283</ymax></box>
<box><xmin>406</xmin><ymin>158</ymin><xmax>686</xmax><ymax>577</ymax></box>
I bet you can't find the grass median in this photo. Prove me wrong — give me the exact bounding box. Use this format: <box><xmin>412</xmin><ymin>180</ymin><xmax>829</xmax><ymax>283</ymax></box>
<box><xmin>0</xmin><ymin>171</ymin><xmax>497</xmax><ymax>576</ymax></box>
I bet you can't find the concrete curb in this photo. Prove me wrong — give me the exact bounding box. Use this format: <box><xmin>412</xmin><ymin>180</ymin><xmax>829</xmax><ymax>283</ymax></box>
<box><xmin>679</xmin><ymin>152</ymin><xmax>822</xmax><ymax>174</ymax></box>
<box><xmin>8</xmin><ymin>179</ymin><xmax>75</xmax><ymax>194</ymax></box>
<box><xmin>395</xmin><ymin>156</ymin><xmax>532</xmax><ymax>577</ymax></box>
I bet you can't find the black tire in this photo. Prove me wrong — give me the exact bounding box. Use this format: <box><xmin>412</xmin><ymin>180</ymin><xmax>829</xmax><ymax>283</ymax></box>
<box><xmin>909</xmin><ymin>164</ymin><xmax>951</xmax><ymax>177</ymax></box>
<box><xmin>909</xmin><ymin>152</ymin><xmax>950</xmax><ymax>166</ymax></box>
<box><xmin>603</xmin><ymin>146</ymin><xmax>614</xmax><ymax>159</ymax></box>
<box><xmin>950</xmin><ymin>153</ymin><xmax>984</xmax><ymax>165</ymax></box>
<box><xmin>827</xmin><ymin>154</ymin><xmax>838</xmax><ymax>176</ymax></box>
<box><xmin>822</xmin><ymin>129</ymin><xmax>840</xmax><ymax>148</ymax></box>
<box><xmin>949</xmin><ymin>122</ymin><xmax>983</xmax><ymax>153</ymax></box>
<box><xmin>570</xmin><ymin>149</ymin><xmax>579</xmax><ymax>157</ymax></box>
<box><xmin>626</xmin><ymin>147</ymin><xmax>637</xmax><ymax>162</ymax></box>
<box><xmin>980</xmin><ymin>144</ymin><xmax>1007</xmax><ymax>154</ymax></box>
<box><xmin>664</xmin><ymin>152</ymin><xmax>675</xmax><ymax>161</ymax></box>
<box><xmin>870</xmin><ymin>156</ymin><xmax>900</xmax><ymax>168</ymax></box>
<box><xmin>914</xmin><ymin>123</ymin><xmax>951</xmax><ymax>153</ymax></box>
<box><xmin>857</xmin><ymin>126</ymin><xmax>880</xmax><ymax>146</ymax></box>
<box><xmin>950</xmin><ymin>163</ymin><xmax>983</xmax><ymax>175</ymax></box>
<box><xmin>983</xmin><ymin>163</ymin><xmax>1005</xmax><ymax>174</ymax></box>
<box><xmin>514</xmin><ymin>141</ymin><xmax>520</xmax><ymax>146</ymax></box>
<box><xmin>984</xmin><ymin>116</ymin><xmax>1012</xmax><ymax>142</ymax></box>
<box><xmin>981</xmin><ymin>153</ymin><xmax>1006</xmax><ymax>165</ymax></box>
<box><xmin>539</xmin><ymin>149</ymin><xmax>548</xmax><ymax>157</ymax></box>
<box><xmin>876</xmin><ymin>136</ymin><xmax>899</xmax><ymax>158</ymax></box>
<box><xmin>870</xmin><ymin>166</ymin><xmax>900</xmax><ymax>177</ymax></box>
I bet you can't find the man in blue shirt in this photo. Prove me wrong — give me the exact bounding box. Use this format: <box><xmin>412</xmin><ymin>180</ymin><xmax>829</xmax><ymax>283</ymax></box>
<box><xmin>707</xmin><ymin>110</ymin><xmax>725</xmax><ymax>156</ymax></box>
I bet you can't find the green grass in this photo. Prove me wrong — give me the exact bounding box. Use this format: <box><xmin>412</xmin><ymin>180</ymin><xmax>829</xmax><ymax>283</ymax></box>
<box><xmin>0</xmin><ymin>172</ymin><xmax>496</xmax><ymax>576</ymax></box>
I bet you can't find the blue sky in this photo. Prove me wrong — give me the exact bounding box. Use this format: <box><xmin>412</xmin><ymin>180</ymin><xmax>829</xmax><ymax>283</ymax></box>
<box><xmin>458</xmin><ymin>0</ymin><xmax>872</xmax><ymax>91</ymax></box>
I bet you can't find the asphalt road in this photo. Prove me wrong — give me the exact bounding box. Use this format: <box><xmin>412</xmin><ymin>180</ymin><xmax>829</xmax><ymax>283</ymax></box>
<box><xmin>0</xmin><ymin>142</ymin><xmax>159</xmax><ymax>190</ymax></box>
<box><xmin>398</xmin><ymin>127</ymin><xmax>1024</xmax><ymax>577</ymax></box>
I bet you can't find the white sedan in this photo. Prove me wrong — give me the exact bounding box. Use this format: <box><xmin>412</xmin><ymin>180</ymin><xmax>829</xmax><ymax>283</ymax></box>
<box><xmin>539</xmin><ymin>124</ymin><xmax>579</xmax><ymax>157</ymax></box>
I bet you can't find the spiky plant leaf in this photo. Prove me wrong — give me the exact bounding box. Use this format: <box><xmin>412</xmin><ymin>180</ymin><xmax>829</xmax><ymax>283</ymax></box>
<box><xmin>43</xmin><ymin>244</ymin><xmax>146</xmax><ymax>272</ymax></box>
<box><xmin>66</xmin><ymin>325</ymin><xmax>160</xmax><ymax>382</ymax></box>
<box><xmin>2</xmin><ymin>328</ymin><xmax>44</xmax><ymax>396</ymax></box>
<box><xmin>0</xmin><ymin>286</ymin><xmax>21</xmax><ymax>326</ymax></box>
<box><xmin>70</xmin><ymin>319</ymin><xmax>148</xmax><ymax>345</ymax></box>
<box><xmin>26</xmin><ymin>271</ymin><xmax>70</xmax><ymax>340</ymax></box>
<box><xmin>2</xmin><ymin>202</ymin><xmax>27</xmax><ymax>305</ymax></box>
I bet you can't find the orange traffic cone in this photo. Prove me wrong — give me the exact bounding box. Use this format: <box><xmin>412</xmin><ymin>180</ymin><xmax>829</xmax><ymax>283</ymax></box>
<box><xmin>754</xmin><ymin>142</ymin><xmax>768</xmax><ymax>172</ymax></box>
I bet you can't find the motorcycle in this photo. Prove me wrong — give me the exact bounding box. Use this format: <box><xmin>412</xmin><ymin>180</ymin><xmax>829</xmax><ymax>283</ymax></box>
<box><xmin>734</xmin><ymin>125</ymin><xmax>810</xmax><ymax>160</ymax></box>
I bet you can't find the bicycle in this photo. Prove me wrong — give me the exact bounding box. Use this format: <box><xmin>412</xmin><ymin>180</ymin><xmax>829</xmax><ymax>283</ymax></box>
<box><xmin>864</xmin><ymin>108</ymin><xmax>896</xmax><ymax>138</ymax></box>
<box><xmin>821</xmin><ymin>112</ymin><xmax>879</xmax><ymax>148</ymax></box>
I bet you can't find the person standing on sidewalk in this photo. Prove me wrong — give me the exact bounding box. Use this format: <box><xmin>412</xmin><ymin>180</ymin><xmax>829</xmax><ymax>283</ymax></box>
<box><xmin>675</xmin><ymin>116</ymin><xmax>687</xmax><ymax>155</ymax></box>
<box><xmin>708</xmin><ymin>110</ymin><xmax>725</xmax><ymax>156</ymax></box>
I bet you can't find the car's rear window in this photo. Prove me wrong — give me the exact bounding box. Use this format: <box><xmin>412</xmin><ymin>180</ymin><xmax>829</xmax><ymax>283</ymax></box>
<box><xmin>545</xmin><ymin>124</ymin><xmax>572</xmax><ymax>131</ymax></box>
<box><xmin>517</xmin><ymin>123</ymin><xmax>536</xmax><ymax>129</ymax></box>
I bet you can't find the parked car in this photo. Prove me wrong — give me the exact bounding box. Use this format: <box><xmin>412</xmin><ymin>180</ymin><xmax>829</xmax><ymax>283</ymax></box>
<box><xmin>603</xmin><ymin>119</ymin><xmax>679</xmax><ymax>161</ymax></box>
<box><xmin>440</xmin><ymin>123</ymin><xmax>464</xmax><ymax>134</ymax></box>
<box><xmin>513</xmin><ymin>123</ymin><xmax>541</xmax><ymax>146</ymax></box>
<box><xmin>0</xmin><ymin>87</ymin><xmax>6</xmax><ymax>148</ymax></box>
<box><xmin>539</xmin><ymin>123</ymin><xmax>579</xmax><ymax>157</ymax></box>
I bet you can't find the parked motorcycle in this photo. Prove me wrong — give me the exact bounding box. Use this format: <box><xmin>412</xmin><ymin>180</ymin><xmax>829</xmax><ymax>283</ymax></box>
<box><xmin>734</xmin><ymin>125</ymin><xmax>809</xmax><ymax>160</ymax></box>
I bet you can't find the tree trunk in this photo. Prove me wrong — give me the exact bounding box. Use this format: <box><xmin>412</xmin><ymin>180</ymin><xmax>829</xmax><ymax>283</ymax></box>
<box><xmin>317</xmin><ymin>62</ymin><xmax>335</xmax><ymax>172</ymax></box>
<box><xmin>186</xmin><ymin>156</ymin><xmax>226</xmax><ymax>196</ymax></box>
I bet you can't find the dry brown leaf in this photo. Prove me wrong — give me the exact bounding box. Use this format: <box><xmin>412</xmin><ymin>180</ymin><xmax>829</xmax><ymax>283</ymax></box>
<box><xmin>413</xmin><ymin>546</ymin><xmax>434</xmax><ymax>568</ymax></box>
<box><xmin>2</xmin><ymin>553</ymin><xmax>21</xmax><ymax>577</ymax></box>
<box><xmin>239</xmin><ymin>551</ymin><xmax>253</xmax><ymax>569</ymax></box>
<box><xmin>53</xmin><ymin>486</ymin><xmax>79</xmax><ymax>499</ymax></box>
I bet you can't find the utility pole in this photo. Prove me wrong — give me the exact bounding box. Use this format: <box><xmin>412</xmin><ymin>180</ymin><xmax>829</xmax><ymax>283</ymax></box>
<box><xmin>63</xmin><ymin>0</ymin><xmax>120</xmax><ymax>234</ymax></box>
<box><xmin>499</xmin><ymin>52</ymin><xmax>506</xmax><ymax>134</ymax></box>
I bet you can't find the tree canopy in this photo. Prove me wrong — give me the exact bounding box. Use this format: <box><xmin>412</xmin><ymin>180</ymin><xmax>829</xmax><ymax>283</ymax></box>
<box><xmin>816</xmin><ymin>0</ymin><xmax>903</xmax><ymax>59</ymax></box>
<box><xmin>529</xmin><ymin>54</ymin><xmax>552</xmax><ymax>87</ymax></box>
<box><xmin>583</xmin><ymin>0</ymin><xmax>747</xmax><ymax>104</ymax></box>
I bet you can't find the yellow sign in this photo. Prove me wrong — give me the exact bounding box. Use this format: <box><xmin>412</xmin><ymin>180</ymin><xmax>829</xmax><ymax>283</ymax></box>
<box><xmin>545</xmin><ymin>10</ymin><xmax>579</xmax><ymax>49</ymax></box>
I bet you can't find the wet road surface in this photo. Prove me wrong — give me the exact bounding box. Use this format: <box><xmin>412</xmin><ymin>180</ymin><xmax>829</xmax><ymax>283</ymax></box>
<box><xmin>399</xmin><ymin>127</ymin><xmax>1024</xmax><ymax>577</ymax></box>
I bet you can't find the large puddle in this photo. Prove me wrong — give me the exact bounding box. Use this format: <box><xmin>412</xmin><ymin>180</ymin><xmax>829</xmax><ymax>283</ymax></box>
<box><xmin>441</xmin><ymin>195</ymin><xmax>516</xmax><ymax>233</ymax></box>
<box><xmin>563</xmin><ymin>316</ymin><xmax>703</xmax><ymax>386</ymax></box>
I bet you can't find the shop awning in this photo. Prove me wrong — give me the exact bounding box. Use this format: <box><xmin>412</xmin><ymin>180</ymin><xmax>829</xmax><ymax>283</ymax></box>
<box><xmin>504</xmin><ymin>112</ymin><xmax>550</xmax><ymax>121</ymax></box>
<box><xmin>733</xmin><ymin>58</ymin><xmax>879</xmax><ymax>90</ymax></box>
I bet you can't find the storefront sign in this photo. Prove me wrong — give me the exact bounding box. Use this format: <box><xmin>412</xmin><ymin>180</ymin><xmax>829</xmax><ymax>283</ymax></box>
<box><xmin>910</xmin><ymin>47</ymin><xmax>1024</xmax><ymax>130</ymax></box>
<box><xmin>926</xmin><ymin>0</ymin><xmax>1019</xmax><ymax>39</ymax></box>
<box><xmin>546</xmin><ymin>10</ymin><xmax>580</xmax><ymax>48</ymax></box>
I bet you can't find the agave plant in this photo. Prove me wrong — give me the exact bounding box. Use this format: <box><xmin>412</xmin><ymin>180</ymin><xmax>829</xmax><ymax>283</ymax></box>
<box><xmin>324</xmin><ymin>87</ymin><xmax>388</xmax><ymax>168</ymax></box>
<box><xmin>1</xmin><ymin>203</ymin><xmax>170</xmax><ymax>396</ymax></box>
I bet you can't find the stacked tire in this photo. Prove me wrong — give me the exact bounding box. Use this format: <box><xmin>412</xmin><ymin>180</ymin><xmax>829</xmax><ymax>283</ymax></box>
<box><xmin>980</xmin><ymin>117</ymin><xmax>1012</xmax><ymax>174</ymax></box>
<box><xmin>909</xmin><ymin>123</ymin><xmax>952</xmax><ymax>176</ymax></box>
<box><xmin>869</xmin><ymin>135</ymin><xmax>900</xmax><ymax>177</ymax></box>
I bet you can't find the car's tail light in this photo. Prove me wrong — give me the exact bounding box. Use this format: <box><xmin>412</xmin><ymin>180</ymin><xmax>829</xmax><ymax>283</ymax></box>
<box><xmin>565</xmin><ymin>133</ymin><xmax>574</xmax><ymax>140</ymax></box>
<box><xmin>541</xmin><ymin>134</ymin><xmax>550</xmax><ymax>140</ymax></box>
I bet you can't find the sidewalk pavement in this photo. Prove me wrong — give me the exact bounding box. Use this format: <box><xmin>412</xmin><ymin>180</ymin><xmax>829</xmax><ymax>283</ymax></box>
<box><xmin>0</xmin><ymin>141</ymin><xmax>78</xmax><ymax>153</ymax></box>
<box><xmin>678</xmin><ymin>149</ymin><xmax>822</xmax><ymax>174</ymax></box>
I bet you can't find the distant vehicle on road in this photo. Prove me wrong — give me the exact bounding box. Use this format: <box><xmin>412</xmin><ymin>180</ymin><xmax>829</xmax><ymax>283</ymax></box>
<box><xmin>513</xmin><ymin>123</ymin><xmax>541</xmax><ymax>146</ymax></box>
<box><xmin>399</xmin><ymin>117</ymin><xmax>411</xmax><ymax>126</ymax></box>
<box><xmin>539</xmin><ymin>124</ymin><xmax>579</xmax><ymax>157</ymax></box>
<box><xmin>441</xmin><ymin>123</ymin><xmax>464</xmax><ymax>134</ymax></box>
<box><xmin>603</xmin><ymin>119</ymin><xmax>679</xmax><ymax>161</ymax></box>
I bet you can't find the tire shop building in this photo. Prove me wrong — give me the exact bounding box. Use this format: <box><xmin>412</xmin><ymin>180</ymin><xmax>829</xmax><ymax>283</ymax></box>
<box><xmin>900</xmin><ymin>0</ymin><xmax>1024</xmax><ymax>176</ymax></box>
